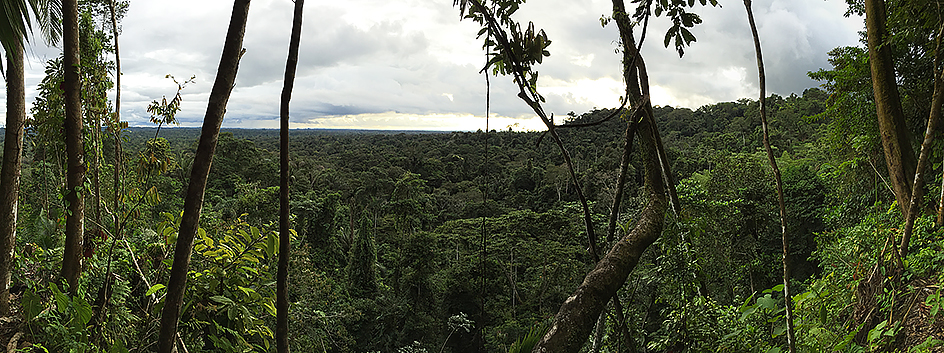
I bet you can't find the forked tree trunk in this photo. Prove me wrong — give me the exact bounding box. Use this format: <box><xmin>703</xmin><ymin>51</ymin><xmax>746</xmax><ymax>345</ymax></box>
<box><xmin>156</xmin><ymin>1</ymin><xmax>251</xmax><ymax>351</ymax></box>
<box><xmin>0</xmin><ymin>38</ymin><xmax>25</xmax><ymax>315</ymax></box>
<box><xmin>864</xmin><ymin>0</ymin><xmax>917</xmax><ymax>218</ymax></box>
<box><xmin>278</xmin><ymin>0</ymin><xmax>304</xmax><ymax>351</ymax></box>
<box><xmin>61</xmin><ymin>0</ymin><xmax>86</xmax><ymax>293</ymax></box>
<box><xmin>743</xmin><ymin>1</ymin><xmax>795</xmax><ymax>351</ymax></box>
<box><xmin>533</xmin><ymin>1</ymin><xmax>670</xmax><ymax>351</ymax></box>
<box><xmin>534</xmin><ymin>111</ymin><xmax>666</xmax><ymax>353</ymax></box>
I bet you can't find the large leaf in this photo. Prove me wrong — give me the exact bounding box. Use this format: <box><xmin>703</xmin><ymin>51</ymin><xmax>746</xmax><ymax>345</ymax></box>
<box><xmin>71</xmin><ymin>295</ymin><xmax>92</xmax><ymax>328</ymax></box>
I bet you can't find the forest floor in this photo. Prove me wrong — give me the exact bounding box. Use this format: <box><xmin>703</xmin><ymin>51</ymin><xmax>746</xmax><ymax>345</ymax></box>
<box><xmin>0</xmin><ymin>293</ymin><xmax>27</xmax><ymax>352</ymax></box>
<box><xmin>896</xmin><ymin>277</ymin><xmax>944</xmax><ymax>352</ymax></box>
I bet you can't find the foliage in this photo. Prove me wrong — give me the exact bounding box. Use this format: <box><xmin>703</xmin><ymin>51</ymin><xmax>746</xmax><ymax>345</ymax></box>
<box><xmin>146</xmin><ymin>75</ymin><xmax>194</xmax><ymax>130</ymax></box>
<box><xmin>12</xmin><ymin>30</ymin><xmax>942</xmax><ymax>350</ymax></box>
<box><xmin>157</xmin><ymin>212</ymin><xmax>282</xmax><ymax>352</ymax></box>
<box><xmin>22</xmin><ymin>282</ymin><xmax>96</xmax><ymax>352</ymax></box>
<box><xmin>505</xmin><ymin>323</ymin><xmax>545</xmax><ymax>353</ymax></box>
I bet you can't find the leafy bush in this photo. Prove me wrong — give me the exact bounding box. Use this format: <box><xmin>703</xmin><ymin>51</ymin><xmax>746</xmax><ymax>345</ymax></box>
<box><xmin>157</xmin><ymin>214</ymin><xmax>282</xmax><ymax>352</ymax></box>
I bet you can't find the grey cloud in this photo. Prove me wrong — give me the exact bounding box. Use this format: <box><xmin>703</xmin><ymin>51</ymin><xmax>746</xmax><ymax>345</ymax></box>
<box><xmin>5</xmin><ymin>0</ymin><xmax>862</xmax><ymax>130</ymax></box>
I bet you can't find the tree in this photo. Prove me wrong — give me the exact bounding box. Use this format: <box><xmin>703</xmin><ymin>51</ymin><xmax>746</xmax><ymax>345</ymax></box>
<box><xmin>347</xmin><ymin>215</ymin><xmax>378</xmax><ymax>299</ymax></box>
<box><xmin>157</xmin><ymin>0</ymin><xmax>251</xmax><ymax>351</ymax></box>
<box><xmin>743</xmin><ymin>0</ymin><xmax>795</xmax><ymax>351</ymax></box>
<box><xmin>0</xmin><ymin>0</ymin><xmax>36</xmax><ymax>314</ymax></box>
<box><xmin>278</xmin><ymin>0</ymin><xmax>304</xmax><ymax>351</ymax></box>
<box><xmin>2</xmin><ymin>0</ymin><xmax>60</xmax><ymax>310</ymax></box>
<box><xmin>899</xmin><ymin>15</ymin><xmax>943</xmax><ymax>257</ymax></box>
<box><xmin>864</xmin><ymin>0</ymin><xmax>917</xmax><ymax>219</ymax></box>
<box><xmin>0</xmin><ymin>21</ymin><xmax>25</xmax><ymax>318</ymax></box>
<box><xmin>455</xmin><ymin>0</ymin><xmax>715</xmax><ymax>351</ymax></box>
<box><xmin>60</xmin><ymin>0</ymin><xmax>86</xmax><ymax>293</ymax></box>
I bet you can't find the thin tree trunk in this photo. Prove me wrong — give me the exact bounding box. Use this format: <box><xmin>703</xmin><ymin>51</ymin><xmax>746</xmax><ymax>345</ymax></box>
<box><xmin>108</xmin><ymin>0</ymin><xmax>123</xmax><ymax>253</ymax></box>
<box><xmin>605</xmin><ymin>112</ymin><xmax>637</xmax><ymax>244</ymax></box>
<box><xmin>937</xmin><ymin>150</ymin><xmax>944</xmax><ymax>226</ymax></box>
<box><xmin>864</xmin><ymin>0</ymin><xmax>917</xmax><ymax>218</ymax></box>
<box><xmin>61</xmin><ymin>0</ymin><xmax>85</xmax><ymax>293</ymax></box>
<box><xmin>156</xmin><ymin>1</ymin><xmax>251</xmax><ymax>352</ymax></box>
<box><xmin>590</xmin><ymin>312</ymin><xmax>605</xmax><ymax>353</ymax></box>
<box><xmin>109</xmin><ymin>0</ymin><xmax>121</xmax><ymax>122</ymax></box>
<box><xmin>277</xmin><ymin>0</ymin><xmax>304</xmax><ymax>352</ymax></box>
<box><xmin>743</xmin><ymin>1</ymin><xmax>795</xmax><ymax>351</ymax></box>
<box><xmin>467</xmin><ymin>0</ymin><xmax>601</xmax><ymax>261</ymax></box>
<box><xmin>0</xmin><ymin>38</ymin><xmax>25</xmax><ymax>315</ymax></box>
<box><xmin>900</xmin><ymin>20</ymin><xmax>944</xmax><ymax>258</ymax></box>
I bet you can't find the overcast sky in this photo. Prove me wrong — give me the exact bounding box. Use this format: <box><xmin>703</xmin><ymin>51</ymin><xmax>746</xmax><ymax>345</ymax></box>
<box><xmin>3</xmin><ymin>0</ymin><xmax>862</xmax><ymax>131</ymax></box>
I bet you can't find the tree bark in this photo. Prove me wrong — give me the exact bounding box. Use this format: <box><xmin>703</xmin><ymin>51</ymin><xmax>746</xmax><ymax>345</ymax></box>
<box><xmin>900</xmin><ymin>20</ymin><xmax>944</xmax><ymax>258</ymax></box>
<box><xmin>0</xmin><ymin>37</ymin><xmax>25</xmax><ymax>316</ymax></box>
<box><xmin>156</xmin><ymin>1</ymin><xmax>251</xmax><ymax>352</ymax></box>
<box><xmin>534</xmin><ymin>114</ymin><xmax>666</xmax><ymax>353</ymax></box>
<box><xmin>864</xmin><ymin>0</ymin><xmax>917</xmax><ymax>218</ymax></box>
<box><xmin>532</xmin><ymin>1</ymin><xmax>670</xmax><ymax>351</ymax></box>
<box><xmin>278</xmin><ymin>0</ymin><xmax>304</xmax><ymax>352</ymax></box>
<box><xmin>108</xmin><ymin>0</ymin><xmax>123</xmax><ymax>248</ymax></box>
<box><xmin>743</xmin><ymin>1</ymin><xmax>795</xmax><ymax>351</ymax></box>
<box><xmin>61</xmin><ymin>0</ymin><xmax>85</xmax><ymax>293</ymax></box>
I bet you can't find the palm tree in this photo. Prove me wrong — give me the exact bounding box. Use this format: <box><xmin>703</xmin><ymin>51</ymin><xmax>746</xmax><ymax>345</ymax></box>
<box><xmin>0</xmin><ymin>0</ymin><xmax>60</xmax><ymax>315</ymax></box>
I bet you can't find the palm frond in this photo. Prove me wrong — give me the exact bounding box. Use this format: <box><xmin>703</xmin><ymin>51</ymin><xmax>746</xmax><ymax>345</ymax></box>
<box><xmin>0</xmin><ymin>0</ymin><xmax>32</xmax><ymax>54</ymax></box>
<box><xmin>30</xmin><ymin>0</ymin><xmax>61</xmax><ymax>46</ymax></box>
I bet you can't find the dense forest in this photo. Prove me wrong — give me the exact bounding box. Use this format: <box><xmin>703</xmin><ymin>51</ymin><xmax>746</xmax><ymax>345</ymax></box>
<box><xmin>1</xmin><ymin>0</ymin><xmax>944</xmax><ymax>352</ymax></box>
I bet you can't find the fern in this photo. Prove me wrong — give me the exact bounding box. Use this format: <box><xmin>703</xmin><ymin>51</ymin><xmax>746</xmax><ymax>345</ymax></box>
<box><xmin>507</xmin><ymin>324</ymin><xmax>547</xmax><ymax>353</ymax></box>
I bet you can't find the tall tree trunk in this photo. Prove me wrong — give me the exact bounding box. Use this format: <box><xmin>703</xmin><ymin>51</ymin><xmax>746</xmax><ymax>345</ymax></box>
<box><xmin>743</xmin><ymin>1</ymin><xmax>795</xmax><ymax>351</ymax></box>
<box><xmin>938</xmin><ymin>151</ymin><xmax>944</xmax><ymax>226</ymax></box>
<box><xmin>61</xmin><ymin>0</ymin><xmax>85</xmax><ymax>292</ymax></box>
<box><xmin>900</xmin><ymin>20</ymin><xmax>944</xmax><ymax>258</ymax></box>
<box><xmin>278</xmin><ymin>0</ymin><xmax>304</xmax><ymax>352</ymax></box>
<box><xmin>108</xmin><ymin>0</ymin><xmax>123</xmax><ymax>246</ymax></box>
<box><xmin>156</xmin><ymin>1</ymin><xmax>251</xmax><ymax>351</ymax></box>
<box><xmin>0</xmin><ymin>38</ymin><xmax>25</xmax><ymax>315</ymax></box>
<box><xmin>864</xmin><ymin>0</ymin><xmax>916</xmax><ymax>218</ymax></box>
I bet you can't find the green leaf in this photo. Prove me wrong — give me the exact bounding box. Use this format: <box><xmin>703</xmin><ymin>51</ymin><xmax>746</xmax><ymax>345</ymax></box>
<box><xmin>756</xmin><ymin>294</ymin><xmax>778</xmax><ymax>310</ymax></box>
<box><xmin>266</xmin><ymin>232</ymin><xmax>277</xmax><ymax>257</ymax></box>
<box><xmin>72</xmin><ymin>295</ymin><xmax>93</xmax><ymax>327</ymax></box>
<box><xmin>22</xmin><ymin>290</ymin><xmax>43</xmax><ymax>321</ymax></box>
<box><xmin>108</xmin><ymin>339</ymin><xmax>129</xmax><ymax>353</ymax></box>
<box><xmin>264</xmin><ymin>302</ymin><xmax>277</xmax><ymax>316</ymax></box>
<box><xmin>663</xmin><ymin>26</ymin><xmax>674</xmax><ymax>48</ymax></box>
<box><xmin>210</xmin><ymin>295</ymin><xmax>235</xmax><ymax>306</ymax></box>
<box><xmin>680</xmin><ymin>27</ymin><xmax>696</xmax><ymax>44</ymax></box>
<box><xmin>868</xmin><ymin>320</ymin><xmax>888</xmax><ymax>342</ymax></box>
<box><xmin>51</xmin><ymin>283</ymin><xmax>69</xmax><ymax>314</ymax></box>
<box><xmin>145</xmin><ymin>284</ymin><xmax>165</xmax><ymax>297</ymax></box>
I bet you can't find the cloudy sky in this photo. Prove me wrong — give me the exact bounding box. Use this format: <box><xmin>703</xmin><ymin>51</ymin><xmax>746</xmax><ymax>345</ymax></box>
<box><xmin>4</xmin><ymin>0</ymin><xmax>863</xmax><ymax>131</ymax></box>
